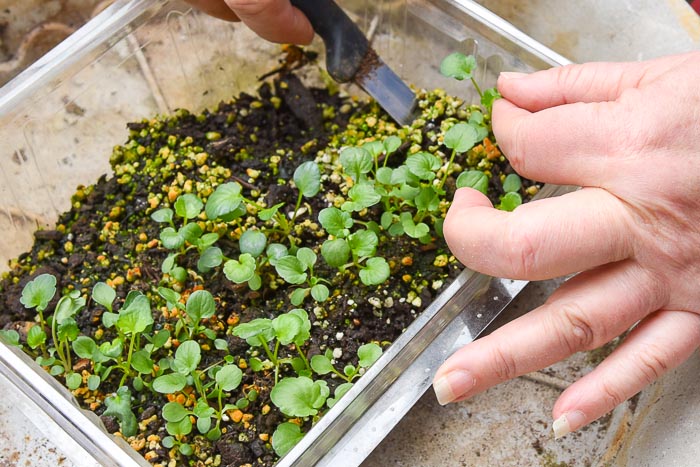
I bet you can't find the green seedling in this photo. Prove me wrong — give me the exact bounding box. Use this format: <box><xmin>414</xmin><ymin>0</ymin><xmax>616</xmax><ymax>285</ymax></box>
<box><xmin>289</xmin><ymin>161</ymin><xmax>321</xmax><ymax>232</ymax></box>
<box><xmin>19</xmin><ymin>273</ymin><xmax>56</xmax><ymax>355</ymax></box>
<box><xmin>233</xmin><ymin>308</ymin><xmax>312</xmax><ymax>383</ymax></box>
<box><xmin>153</xmin><ymin>193</ymin><xmax>222</xmax><ymax>281</ymax></box>
<box><xmin>160</xmin><ymin>362</ymin><xmax>243</xmax><ymax>446</ymax></box>
<box><xmin>310</xmin><ymin>342</ymin><xmax>382</xmax><ymax>384</ymax></box>
<box><xmin>103</xmin><ymin>386</ymin><xmax>138</xmax><ymax>437</ymax></box>
<box><xmin>440</xmin><ymin>52</ymin><xmax>502</xmax><ymax>113</ymax></box>
<box><xmin>158</xmin><ymin>287</ymin><xmax>217</xmax><ymax>342</ymax></box>
<box><xmin>441</xmin><ymin>122</ymin><xmax>479</xmax><ymax>191</ymax></box>
<box><xmin>74</xmin><ymin>285</ymin><xmax>156</xmax><ymax>389</ymax></box>
<box><xmin>270</xmin><ymin>376</ymin><xmax>329</xmax><ymax>418</ymax></box>
<box><xmin>274</xmin><ymin>247</ymin><xmax>329</xmax><ymax>305</ymax></box>
<box><xmin>497</xmin><ymin>173</ymin><xmax>523</xmax><ymax>211</ymax></box>
<box><xmin>221</xmin><ymin>229</ymin><xmax>270</xmax><ymax>291</ymax></box>
<box><xmin>272</xmin><ymin>422</ymin><xmax>305</xmax><ymax>457</ymax></box>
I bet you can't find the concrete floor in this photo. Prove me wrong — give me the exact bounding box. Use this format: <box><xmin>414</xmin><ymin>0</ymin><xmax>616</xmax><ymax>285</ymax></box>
<box><xmin>1</xmin><ymin>1</ymin><xmax>700</xmax><ymax>467</ymax></box>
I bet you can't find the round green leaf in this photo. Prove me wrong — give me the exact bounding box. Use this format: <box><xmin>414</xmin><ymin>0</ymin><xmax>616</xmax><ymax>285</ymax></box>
<box><xmin>359</xmin><ymin>257</ymin><xmax>390</xmax><ymax>286</ymax></box>
<box><xmin>358</xmin><ymin>343</ymin><xmax>383</xmax><ymax>368</ymax></box>
<box><xmin>340</xmin><ymin>147</ymin><xmax>373</xmax><ymax>182</ymax></box>
<box><xmin>197</xmin><ymin>246</ymin><xmax>223</xmax><ymax>272</ymax></box>
<box><xmin>186</xmin><ymin>289</ymin><xmax>216</xmax><ymax>323</ymax></box>
<box><xmin>348</xmin><ymin>230</ymin><xmax>378</xmax><ymax>258</ymax></box>
<box><xmin>311</xmin><ymin>284</ymin><xmax>329</xmax><ymax>302</ymax></box>
<box><xmin>92</xmin><ymin>282</ymin><xmax>116</xmax><ymax>312</ymax></box>
<box><xmin>20</xmin><ymin>273</ymin><xmax>56</xmax><ymax>311</ymax></box>
<box><xmin>439</xmin><ymin>52</ymin><xmax>476</xmax><ymax>80</ymax></box>
<box><xmin>215</xmin><ymin>364</ymin><xmax>243</xmax><ymax>391</ymax></box>
<box><xmin>223</xmin><ymin>254</ymin><xmax>257</xmax><ymax>284</ymax></box>
<box><xmin>160</xmin><ymin>227</ymin><xmax>184</xmax><ymax>250</ymax></box>
<box><xmin>153</xmin><ymin>373</ymin><xmax>187</xmax><ymax>394</ymax></box>
<box><xmin>151</xmin><ymin>208</ymin><xmax>174</xmax><ymax>224</ymax></box>
<box><xmin>406</xmin><ymin>152</ymin><xmax>441</xmax><ymax>181</ymax></box>
<box><xmin>173</xmin><ymin>340</ymin><xmax>201</xmax><ymax>375</ymax></box>
<box><xmin>310</xmin><ymin>355</ymin><xmax>334</xmax><ymax>375</ymax></box>
<box><xmin>272</xmin><ymin>422</ymin><xmax>304</xmax><ymax>457</ymax></box>
<box><xmin>174</xmin><ymin>194</ymin><xmax>203</xmax><ymax>220</ymax></box>
<box><xmin>205</xmin><ymin>182</ymin><xmax>243</xmax><ymax>220</ymax></box>
<box><xmin>270</xmin><ymin>377</ymin><xmax>329</xmax><ymax>418</ymax></box>
<box><xmin>456</xmin><ymin>170</ymin><xmax>489</xmax><ymax>195</ymax></box>
<box><xmin>499</xmin><ymin>192</ymin><xmax>523</xmax><ymax>212</ymax></box>
<box><xmin>296</xmin><ymin>247</ymin><xmax>317</xmax><ymax>269</ymax></box>
<box><xmin>162</xmin><ymin>401</ymin><xmax>189</xmax><ymax>422</ymax></box>
<box><xmin>293</xmin><ymin>161</ymin><xmax>321</xmax><ymax>198</ymax></box>
<box><xmin>275</xmin><ymin>256</ymin><xmax>307</xmax><ymax>285</ymax></box>
<box><xmin>444</xmin><ymin>122</ymin><xmax>478</xmax><ymax>153</ymax></box>
<box><xmin>502</xmin><ymin>173</ymin><xmax>522</xmax><ymax>193</ymax></box>
<box><xmin>383</xmin><ymin>135</ymin><xmax>402</xmax><ymax>154</ymax></box>
<box><xmin>272</xmin><ymin>313</ymin><xmax>303</xmax><ymax>346</ymax></box>
<box><xmin>321</xmin><ymin>238</ymin><xmax>350</xmax><ymax>268</ymax></box>
<box><xmin>179</xmin><ymin>222</ymin><xmax>203</xmax><ymax>243</ymax></box>
<box><xmin>65</xmin><ymin>372</ymin><xmax>82</xmax><ymax>390</ymax></box>
<box><xmin>239</xmin><ymin>230</ymin><xmax>267</xmax><ymax>257</ymax></box>
<box><xmin>318</xmin><ymin>207</ymin><xmax>353</xmax><ymax>237</ymax></box>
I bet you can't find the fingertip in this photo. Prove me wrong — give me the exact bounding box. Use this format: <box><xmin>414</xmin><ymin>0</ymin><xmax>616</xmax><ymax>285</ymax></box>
<box><xmin>450</xmin><ymin>187</ymin><xmax>492</xmax><ymax>208</ymax></box>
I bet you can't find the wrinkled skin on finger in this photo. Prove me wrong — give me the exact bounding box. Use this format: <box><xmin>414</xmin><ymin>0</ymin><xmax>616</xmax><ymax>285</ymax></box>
<box><xmin>435</xmin><ymin>51</ymin><xmax>700</xmax><ymax>438</ymax></box>
<box><xmin>185</xmin><ymin>0</ymin><xmax>314</xmax><ymax>44</ymax></box>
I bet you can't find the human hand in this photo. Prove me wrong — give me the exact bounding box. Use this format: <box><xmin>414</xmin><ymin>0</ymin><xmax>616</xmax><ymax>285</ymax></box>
<box><xmin>434</xmin><ymin>51</ymin><xmax>700</xmax><ymax>437</ymax></box>
<box><xmin>186</xmin><ymin>0</ymin><xmax>313</xmax><ymax>44</ymax></box>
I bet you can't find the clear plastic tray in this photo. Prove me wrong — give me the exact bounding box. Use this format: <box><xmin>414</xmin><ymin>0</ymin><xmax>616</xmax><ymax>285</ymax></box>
<box><xmin>0</xmin><ymin>0</ymin><xmax>569</xmax><ymax>465</ymax></box>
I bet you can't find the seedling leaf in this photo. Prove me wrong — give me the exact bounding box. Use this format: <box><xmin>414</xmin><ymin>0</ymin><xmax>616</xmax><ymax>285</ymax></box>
<box><xmin>275</xmin><ymin>256</ymin><xmax>307</xmax><ymax>285</ymax></box>
<box><xmin>340</xmin><ymin>147</ymin><xmax>373</xmax><ymax>182</ymax></box>
<box><xmin>293</xmin><ymin>161</ymin><xmax>321</xmax><ymax>198</ymax></box>
<box><xmin>456</xmin><ymin>170</ymin><xmax>489</xmax><ymax>195</ymax></box>
<box><xmin>359</xmin><ymin>257</ymin><xmax>390</xmax><ymax>286</ymax></box>
<box><xmin>223</xmin><ymin>254</ymin><xmax>257</xmax><ymax>284</ymax></box>
<box><xmin>318</xmin><ymin>207</ymin><xmax>353</xmax><ymax>237</ymax></box>
<box><xmin>215</xmin><ymin>364</ymin><xmax>243</xmax><ymax>391</ymax></box>
<box><xmin>272</xmin><ymin>422</ymin><xmax>304</xmax><ymax>457</ymax></box>
<box><xmin>270</xmin><ymin>377</ymin><xmax>329</xmax><ymax>417</ymax></box>
<box><xmin>92</xmin><ymin>282</ymin><xmax>116</xmax><ymax>313</ymax></box>
<box><xmin>239</xmin><ymin>230</ymin><xmax>267</xmax><ymax>257</ymax></box>
<box><xmin>20</xmin><ymin>273</ymin><xmax>56</xmax><ymax>311</ymax></box>
<box><xmin>205</xmin><ymin>182</ymin><xmax>243</xmax><ymax>220</ymax></box>
<box><xmin>174</xmin><ymin>194</ymin><xmax>203</xmax><ymax>220</ymax></box>
<box><xmin>444</xmin><ymin>122</ymin><xmax>478</xmax><ymax>153</ymax></box>
<box><xmin>439</xmin><ymin>52</ymin><xmax>476</xmax><ymax>81</ymax></box>
<box><xmin>358</xmin><ymin>343</ymin><xmax>383</xmax><ymax>367</ymax></box>
<box><xmin>186</xmin><ymin>289</ymin><xmax>216</xmax><ymax>323</ymax></box>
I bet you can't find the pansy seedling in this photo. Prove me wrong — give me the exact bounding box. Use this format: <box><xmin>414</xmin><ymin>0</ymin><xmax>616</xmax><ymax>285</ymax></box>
<box><xmin>270</xmin><ymin>376</ymin><xmax>329</xmax><ymax>418</ymax></box>
<box><xmin>205</xmin><ymin>182</ymin><xmax>243</xmax><ymax>220</ymax></box>
<box><xmin>103</xmin><ymin>386</ymin><xmax>138</xmax><ymax>437</ymax></box>
<box><xmin>439</xmin><ymin>52</ymin><xmax>477</xmax><ymax>81</ymax></box>
<box><xmin>359</xmin><ymin>257</ymin><xmax>390</xmax><ymax>286</ymax></box>
<box><xmin>272</xmin><ymin>422</ymin><xmax>305</xmax><ymax>457</ymax></box>
<box><xmin>456</xmin><ymin>170</ymin><xmax>489</xmax><ymax>195</ymax></box>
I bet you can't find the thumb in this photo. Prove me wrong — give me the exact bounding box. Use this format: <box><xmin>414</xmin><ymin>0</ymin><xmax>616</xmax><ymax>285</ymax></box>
<box><xmin>497</xmin><ymin>60</ymin><xmax>654</xmax><ymax>112</ymax></box>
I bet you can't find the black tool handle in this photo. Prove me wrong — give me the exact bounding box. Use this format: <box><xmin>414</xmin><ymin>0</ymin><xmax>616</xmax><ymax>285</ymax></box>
<box><xmin>291</xmin><ymin>0</ymin><xmax>369</xmax><ymax>82</ymax></box>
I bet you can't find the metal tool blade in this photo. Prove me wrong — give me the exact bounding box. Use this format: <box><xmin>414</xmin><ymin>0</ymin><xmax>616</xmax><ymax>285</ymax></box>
<box><xmin>354</xmin><ymin>49</ymin><xmax>417</xmax><ymax>126</ymax></box>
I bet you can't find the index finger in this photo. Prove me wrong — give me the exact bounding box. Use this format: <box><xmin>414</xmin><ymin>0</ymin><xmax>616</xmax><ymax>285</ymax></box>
<box><xmin>444</xmin><ymin>187</ymin><xmax>633</xmax><ymax>280</ymax></box>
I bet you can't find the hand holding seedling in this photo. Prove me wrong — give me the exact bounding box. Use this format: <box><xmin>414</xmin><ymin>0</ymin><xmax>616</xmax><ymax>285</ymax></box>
<box><xmin>185</xmin><ymin>0</ymin><xmax>313</xmax><ymax>44</ymax></box>
<box><xmin>436</xmin><ymin>51</ymin><xmax>700</xmax><ymax>438</ymax></box>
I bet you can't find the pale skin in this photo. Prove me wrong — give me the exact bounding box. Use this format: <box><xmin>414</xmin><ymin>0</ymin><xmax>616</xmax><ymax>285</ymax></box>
<box><xmin>436</xmin><ymin>51</ymin><xmax>700</xmax><ymax>437</ymax></box>
<box><xmin>188</xmin><ymin>1</ymin><xmax>700</xmax><ymax>438</ymax></box>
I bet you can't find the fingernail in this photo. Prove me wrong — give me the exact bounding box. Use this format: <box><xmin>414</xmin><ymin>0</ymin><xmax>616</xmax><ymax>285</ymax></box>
<box><xmin>552</xmin><ymin>410</ymin><xmax>587</xmax><ymax>439</ymax></box>
<box><xmin>499</xmin><ymin>71</ymin><xmax>527</xmax><ymax>80</ymax></box>
<box><xmin>433</xmin><ymin>370</ymin><xmax>476</xmax><ymax>405</ymax></box>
